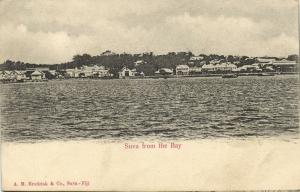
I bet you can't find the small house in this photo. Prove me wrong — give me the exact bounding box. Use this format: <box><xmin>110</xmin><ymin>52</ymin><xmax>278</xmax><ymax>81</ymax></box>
<box><xmin>134</xmin><ymin>60</ymin><xmax>145</xmax><ymax>67</ymax></box>
<box><xmin>2</xmin><ymin>71</ymin><xmax>14</xmax><ymax>80</ymax></box>
<box><xmin>236</xmin><ymin>65</ymin><xmax>260</xmax><ymax>72</ymax></box>
<box><xmin>13</xmin><ymin>71</ymin><xmax>27</xmax><ymax>81</ymax></box>
<box><xmin>176</xmin><ymin>65</ymin><xmax>190</xmax><ymax>75</ymax></box>
<box><xmin>31</xmin><ymin>70</ymin><xmax>45</xmax><ymax>80</ymax></box>
<box><xmin>215</xmin><ymin>63</ymin><xmax>237</xmax><ymax>72</ymax></box>
<box><xmin>202</xmin><ymin>64</ymin><xmax>216</xmax><ymax>72</ymax></box>
<box><xmin>119</xmin><ymin>67</ymin><xmax>137</xmax><ymax>78</ymax></box>
<box><xmin>189</xmin><ymin>56</ymin><xmax>204</xmax><ymax>61</ymax></box>
<box><xmin>189</xmin><ymin>67</ymin><xmax>202</xmax><ymax>74</ymax></box>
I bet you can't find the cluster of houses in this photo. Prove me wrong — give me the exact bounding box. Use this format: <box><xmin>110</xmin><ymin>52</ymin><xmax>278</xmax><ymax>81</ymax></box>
<box><xmin>0</xmin><ymin>68</ymin><xmax>56</xmax><ymax>82</ymax></box>
<box><xmin>118</xmin><ymin>57</ymin><xmax>298</xmax><ymax>78</ymax></box>
<box><xmin>160</xmin><ymin>57</ymin><xmax>298</xmax><ymax>76</ymax></box>
<box><xmin>0</xmin><ymin>70</ymin><xmax>28</xmax><ymax>82</ymax></box>
<box><xmin>186</xmin><ymin>57</ymin><xmax>298</xmax><ymax>74</ymax></box>
<box><xmin>0</xmin><ymin>65</ymin><xmax>113</xmax><ymax>82</ymax></box>
<box><xmin>0</xmin><ymin>57</ymin><xmax>298</xmax><ymax>82</ymax></box>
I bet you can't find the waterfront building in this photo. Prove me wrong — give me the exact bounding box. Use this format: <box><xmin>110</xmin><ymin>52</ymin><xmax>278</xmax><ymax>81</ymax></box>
<box><xmin>119</xmin><ymin>67</ymin><xmax>137</xmax><ymax>78</ymax></box>
<box><xmin>236</xmin><ymin>65</ymin><xmax>261</xmax><ymax>72</ymax></box>
<box><xmin>83</xmin><ymin>65</ymin><xmax>110</xmax><ymax>78</ymax></box>
<box><xmin>0</xmin><ymin>71</ymin><xmax>8</xmax><ymax>81</ymax></box>
<box><xmin>65</xmin><ymin>68</ymin><xmax>81</xmax><ymax>78</ymax></box>
<box><xmin>272</xmin><ymin>59</ymin><xmax>298</xmax><ymax>72</ymax></box>
<box><xmin>215</xmin><ymin>63</ymin><xmax>237</xmax><ymax>72</ymax></box>
<box><xmin>202</xmin><ymin>64</ymin><xmax>216</xmax><ymax>72</ymax></box>
<box><xmin>82</xmin><ymin>65</ymin><xmax>110</xmax><ymax>78</ymax></box>
<box><xmin>176</xmin><ymin>65</ymin><xmax>190</xmax><ymax>75</ymax></box>
<box><xmin>81</xmin><ymin>65</ymin><xmax>95</xmax><ymax>77</ymax></box>
<box><xmin>202</xmin><ymin>63</ymin><xmax>237</xmax><ymax>73</ymax></box>
<box><xmin>2</xmin><ymin>71</ymin><xmax>14</xmax><ymax>80</ymax></box>
<box><xmin>65</xmin><ymin>65</ymin><xmax>110</xmax><ymax>78</ymax></box>
<box><xmin>25</xmin><ymin>67</ymin><xmax>58</xmax><ymax>79</ymax></box>
<box><xmin>31</xmin><ymin>70</ymin><xmax>45</xmax><ymax>80</ymax></box>
<box><xmin>189</xmin><ymin>67</ymin><xmax>202</xmax><ymax>74</ymax></box>
<box><xmin>257</xmin><ymin>58</ymin><xmax>276</xmax><ymax>64</ymax></box>
<box><xmin>13</xmin><ymin>71</ymin><xmax>27</xmax><ymax>81</ymax></box>
<box><xmin>226</xmin><ymin>63</ymin><xmax>238</xmax><ymax>71</ymax></box>
<box><xmin>0</xmin><ymin>70</ymin><xmax>27</xmax><ymax>82</ymax></box>
<box><xmin>26</xmin><ymin>67</ymin><xmax>50</xmax><ymax>72</ymax></box>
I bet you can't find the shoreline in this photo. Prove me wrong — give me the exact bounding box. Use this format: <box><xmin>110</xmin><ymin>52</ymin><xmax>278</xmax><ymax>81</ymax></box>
<box><xmin>1</xmin><ymin>72</ymin><xmax>299</xmax><ymax>84</ymax></box>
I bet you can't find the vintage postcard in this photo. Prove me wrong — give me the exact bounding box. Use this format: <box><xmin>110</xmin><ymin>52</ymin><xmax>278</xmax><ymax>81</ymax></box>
<box><xmin>0</xmin><ymin>0</ymin><xmax>299</xmax><ymax>191</ymax></box>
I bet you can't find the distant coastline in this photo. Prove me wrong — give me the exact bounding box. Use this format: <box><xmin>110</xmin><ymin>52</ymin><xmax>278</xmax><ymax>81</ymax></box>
<box><xmin>0</xmin><ymin>51</ymin><xmax>299</xmax><ymax>83</ymax></box>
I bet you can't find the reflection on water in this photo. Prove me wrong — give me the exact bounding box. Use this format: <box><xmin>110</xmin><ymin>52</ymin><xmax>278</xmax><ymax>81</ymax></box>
<box><xmin>0</xmin><ymin>75</ymin><xmax>299</xmax><ymax>142</ymax></box>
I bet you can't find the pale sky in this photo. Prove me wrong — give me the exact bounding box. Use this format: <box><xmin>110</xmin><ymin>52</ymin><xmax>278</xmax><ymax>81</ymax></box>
<box><xmin>0</xmin><ymin>0</ymin><xmax>299</xmax><ymax>64</ymax></box>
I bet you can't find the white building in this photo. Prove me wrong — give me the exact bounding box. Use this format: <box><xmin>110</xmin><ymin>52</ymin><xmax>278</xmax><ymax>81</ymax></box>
<box><xmin>0</xmin><ymin>70</ymin><xmax>27</xmax><ymax>82</ymax></box>
<box><xmin>134</xmin><ymin>60</ymin><xmax>145</xmax><ymax>67</ymax></box>
<box><xmin>176</xmin><ymin>65</ymin><xmax>189</xmax><ymax>75</ymax></box>
<box><xmin>236</xmin><ymin>65</ymin><xmax>261</xmax><ymax>72</ymax></box>
<box><xmin>272</xmin><ymin>59</ymin><xmax>298</xmax><ymax>72</ymax></box>
<box><xmin>272</xmin><ymin>59</ymin><xmax>297</xmax><ymax>65</ymax></box>
<box><xmin>257</xmin><ymin>58</ymin><xmax>276</xmax><ymax>64</ymax></box>
<box><xmin>66</xmin><ymin>65</ymin><xmax>110</xmax><ymax>78</ymax></box>
<box><xmin>0</xmin><ymin>71</ymin><xmax>11</xmax><ymax>81</ymax></box>
<box><xmin>2</xmin><ymin>71</ymin><xmax>13</xmax><ymax>80</ymax></box>
<box><xmin>202</xmin><ymin>64</ymin><xmax>216</xmax><ymax>72</ymax></box>
<box><xmin>13</xmin><ymin>71</ymin><xmax>27</xmax><ymax>81</ymax></box>
<box><xmin>81</xmin><ymin>65</ymin><xmax>95</xmax><ymax>77</ymax></box>
<box><xmin>31</xmin><ymin>70</ymin><xmax>45</xmax><ymax>80</ymax></box>
<box><xmin>119</xmin><ymin>67</ymin><xmax>137</xmax><ymax>78</ymax></box>
<box><xmin>66</xmin><ymin>68</ymin><xmax>81</xmax><ymax>78</ymax></box>
<box><xmin>49</xmin><ymin>70</ymin><xmax>57</xmax><ymax>76</ymax></box>
<box><xmin>189</xmin><ymin>67</ymin><xmax>202</xmax><ymax>74</ymax></box>
<box><xmin>215</xmin><ymin>63</ymin><xmax>237</xmax><ymax>71</ymax></box>
<box><xmin>189</xmin><ymin>56</ymin><xmax>204</xmax><ymax>61</ymax></box>
<box><xmin>202</xmin><ymin>63</ymin><xmax>237</xmax><ymax>72</ymax></box>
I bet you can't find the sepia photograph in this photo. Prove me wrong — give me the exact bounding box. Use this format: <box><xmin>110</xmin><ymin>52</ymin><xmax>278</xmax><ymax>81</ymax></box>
<box><xmin>0</xmin><ymin>0</ymin><xmax>299</xmax><ymax>191</ymax></box>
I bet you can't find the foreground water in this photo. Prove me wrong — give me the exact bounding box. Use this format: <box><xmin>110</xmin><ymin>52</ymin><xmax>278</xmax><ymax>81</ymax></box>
<box><xmin>0</xmin><ymin>75</ymin><xmax>299</xmax><ymax>142</ymax></box>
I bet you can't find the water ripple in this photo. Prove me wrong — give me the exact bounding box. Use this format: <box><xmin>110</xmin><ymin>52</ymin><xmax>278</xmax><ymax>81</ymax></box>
<box><xmin>0</xmin><ymin>75</ymin><xmax>299</xmax><ymax>142</ymax></box>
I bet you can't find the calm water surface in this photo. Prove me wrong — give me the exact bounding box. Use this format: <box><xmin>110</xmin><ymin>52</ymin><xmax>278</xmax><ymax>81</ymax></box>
<box><xmin>1</xmin><ymin>75</ymin><xmax>299</xmax><ymax>142</ymax></box>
